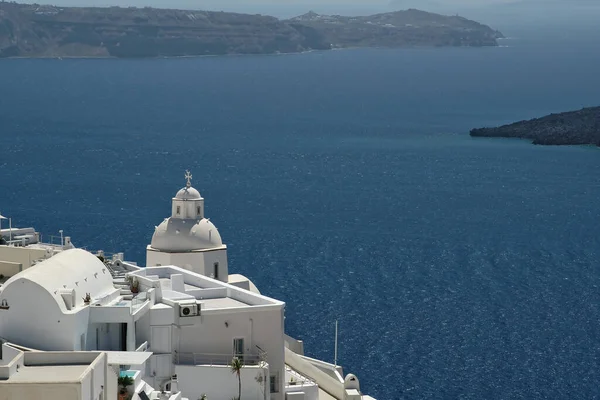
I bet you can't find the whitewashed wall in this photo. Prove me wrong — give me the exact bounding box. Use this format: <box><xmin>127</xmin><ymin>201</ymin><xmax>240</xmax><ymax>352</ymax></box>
<box><xmin>0</xmin><ymin>383</ymin><xmax>81</xmax><ymax>400</ymax></box>
<box><xmin>0</xmin><ymin>279</ymin><xmax>80</xmax><ymax>350</ymax></box>
<box><xmin>176</xmin><ymin>364</ymin><xmax>269</xmax><ymax>400</ymax></box>
<box><xmin>175</xmin><ymin>307</ymin><xmax>285</xmax><ymax>399</ymax></box>
<box><xmin>146</xmin><ymin>248</ymin><xmax>228</xmax><ymax>282</ymax></box>
<box><xmin>0</xmin><ymin>246</ymin><xmax>47</xmax><ymax>273</ymax></box>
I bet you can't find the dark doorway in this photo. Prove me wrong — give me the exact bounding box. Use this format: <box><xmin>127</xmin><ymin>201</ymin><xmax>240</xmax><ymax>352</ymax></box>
<box><xmin>120</xmin><ymin>323</ymin><xmax>127</xmax><ymax>351</ymax></box>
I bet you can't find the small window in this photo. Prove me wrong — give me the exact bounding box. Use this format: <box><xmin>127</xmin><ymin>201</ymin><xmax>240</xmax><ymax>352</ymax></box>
<box><xmin>214</xmin><ymin>262</ymin><xmax>219</xmax><ymax>280</ymax></box>
<box><xmin>233</xmin><ymin>337</ymin><xmax>244</xmax><ymax>358</ymax></box>
<box><xmin>197</xmin><ymin>206</ymin><xmax>201</xmax><ymax>215</ymax></box>
<box><xmin>270</xmin><ymin>373</ymin><xmax>279</xmax><ymax>393</ymax></box>
<box><xmin>176</xmin><ymin>206</ymin><xmax>181</xmax><ymax>215</ymax></box>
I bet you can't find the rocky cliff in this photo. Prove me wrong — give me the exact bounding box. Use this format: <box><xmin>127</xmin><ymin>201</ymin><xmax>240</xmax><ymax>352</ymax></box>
<box><xmin>470</xmin><ymin>107</ymin><xmax>600</xmax><ymax>146</ymax></box>
<box><xmin>0</xmin><ymin>3</ymin><xmax>502</xmax><ymax>58</ymax></box>
<box><xmin>288</xmin><ymin>9</ymin><xmax>503</xmax><ymax>48</ymax></box>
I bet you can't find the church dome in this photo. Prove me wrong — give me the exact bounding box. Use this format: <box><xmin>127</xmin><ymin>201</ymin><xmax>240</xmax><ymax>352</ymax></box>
<box><xmin>176</xmin><ymin>186</ymin><xmax>201</xmax><ymax>200</ymax></box>
<box><xmin>151</xmin><ymin>217</ymin><xmax>222</xmax><ymax>252</ymax></box>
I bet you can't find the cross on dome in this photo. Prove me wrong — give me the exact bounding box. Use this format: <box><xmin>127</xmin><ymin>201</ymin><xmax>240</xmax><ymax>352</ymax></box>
<box><xmin>185</xmin><ymin>170</ymin><xmax>193</xmax><ymax>188</ymax></box>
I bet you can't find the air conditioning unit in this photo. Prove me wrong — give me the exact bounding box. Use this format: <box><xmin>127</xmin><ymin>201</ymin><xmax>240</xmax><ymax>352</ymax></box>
<box><xmin>179</xmin><ymin>303</ymin><xmax>198</xmax><ymax>317</ymax></box>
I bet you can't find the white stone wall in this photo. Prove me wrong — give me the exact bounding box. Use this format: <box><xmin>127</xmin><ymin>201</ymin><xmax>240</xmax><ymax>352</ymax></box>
<box><xmin>0</xmin><ymin>279</ymin><xmax>79</xmax><ymax>350</ymax></box>
<box><xmin>135</xmin><ymin>312</ymin><xmax>152</xmax><ymax>348</ymax></box>
<box><xmin>176</xmin><ymin>364</ymin><xmax>269</xmax><ymax>400</ymax></box>
<box><xmin>146</xmin><ymin>247</ymin><xmax>229</xmax><ymax>282</ymax></box>
<box><xmin>171</xmin><ymin>198</ymin><xmax>204</xmax><ymax>220</ymax></box>
<box><xmin>175</xmin><ymin>308</ymin><xmax>285</xmax><ymax>399</ymax></box>
<box><xmin>0</xmin><ymin>353</ymin><xmax>109</xmax><ymax>400</ymax></box>
<box><xmin>0</xmin><ymin>383</ymin><xmax>82</xmax><ymax>400</ymax></box>
<box><xmin>0</xmin><ymin>246</ymin><xmax>47</xmax><ymax>274</ymax></box>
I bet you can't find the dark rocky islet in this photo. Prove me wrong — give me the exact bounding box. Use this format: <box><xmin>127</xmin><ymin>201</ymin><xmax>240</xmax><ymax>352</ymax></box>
<box><xmin>470</xmin><ymin>107</ymin><xmax>600</xmax><ymax>146</ymax></box>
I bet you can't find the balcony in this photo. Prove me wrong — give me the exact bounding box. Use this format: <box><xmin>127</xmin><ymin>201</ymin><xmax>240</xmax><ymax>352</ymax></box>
<box><xmin>89</xmin><ymin>293</ymin><xmax>150</xmax><ymax>323</ymax></box>
<box><xmin>175</xmin><ymin>352</ymin><xmax>265</xmax><ymax>367</ymax></box>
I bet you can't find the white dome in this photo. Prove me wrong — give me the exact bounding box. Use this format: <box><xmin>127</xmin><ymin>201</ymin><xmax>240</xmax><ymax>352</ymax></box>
<box><xmin>1</xmin><ymin>249</ymin><xmax>114</xmax><ymax>313</ymax></box>
<box><xmin>176</xmin><ymin>186</ymin><xmax>201</xmax><ymax>200</ymax></box>
<box><xmin>151</xmin><ymin>217</ymin><xmax>222</xmax><ymax>252</ymax></box>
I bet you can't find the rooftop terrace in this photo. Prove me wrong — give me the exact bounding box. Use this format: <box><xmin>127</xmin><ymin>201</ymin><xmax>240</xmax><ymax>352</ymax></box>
<box><xmin>129</xmin><ymin>266</ymin><xmax>284</xmax><ymax>311</ymax></box>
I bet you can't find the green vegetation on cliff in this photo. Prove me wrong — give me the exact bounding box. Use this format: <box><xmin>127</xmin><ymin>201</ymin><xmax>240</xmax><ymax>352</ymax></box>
<box><xmin>0</xmin><ymin>2</ymin><xmax>502</xmax><ymax>58</ymax></box>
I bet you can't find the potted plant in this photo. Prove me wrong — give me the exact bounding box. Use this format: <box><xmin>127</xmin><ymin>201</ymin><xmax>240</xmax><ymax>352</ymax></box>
<box><xmin>289</xmin><ymin>376</ymin><xmax>297</xmax><ymax>385</ymax></box>
<box><xmin>118</xmin><ymin>376</ymin><xmax>134</xmax><ymax>400</ymax></box>
<box><xmin>128</xmin><ymin>276</ymin><xmax>140</xmax><ymax>294</ymax></box>
<box><xmin>82</xmin><ymin>293</ymin><xmax>91</xmax><ymax>304</ymax></box>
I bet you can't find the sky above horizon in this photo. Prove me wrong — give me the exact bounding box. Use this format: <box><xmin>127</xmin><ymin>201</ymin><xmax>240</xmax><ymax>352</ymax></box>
<box><xmin>25</xmin><ymin>0</ymin><xmax>600</xmax><ymax>22</ymax></box>
<box><xmin>29</xmin><ymin>0</ymin><xmax>529</xmax><ymax>12</ymax></box>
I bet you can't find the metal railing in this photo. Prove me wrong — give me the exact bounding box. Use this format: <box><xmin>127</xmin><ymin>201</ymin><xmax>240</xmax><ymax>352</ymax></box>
<box><xmin>176</xmin><ymin>350</ymin><xmax>267</xmax><ymax>367</ymax></box>
<box><xmin>285</xmin><ymin>366</ymin><xmax>317</xmax><ymax>388</ymax></box>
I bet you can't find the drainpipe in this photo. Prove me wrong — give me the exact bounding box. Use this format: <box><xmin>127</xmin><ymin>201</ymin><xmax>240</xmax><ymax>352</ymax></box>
<box><xmin>249</xmin><ymin>318</ymin><xmax>254</xmax><ymax>354</ymax></box>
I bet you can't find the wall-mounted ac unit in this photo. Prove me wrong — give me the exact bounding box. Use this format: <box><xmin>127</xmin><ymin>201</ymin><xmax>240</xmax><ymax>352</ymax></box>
<box><xmin>179</xmin><ymin>303</ymin><xmax>198</xmax><ymax>317</ymax></box>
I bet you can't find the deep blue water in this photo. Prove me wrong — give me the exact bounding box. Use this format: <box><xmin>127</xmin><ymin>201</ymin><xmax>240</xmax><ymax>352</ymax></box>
<box><xmin>2</xmin><ymin>24</ymin><xmax>600</xmax><ymax>399</ymax></box>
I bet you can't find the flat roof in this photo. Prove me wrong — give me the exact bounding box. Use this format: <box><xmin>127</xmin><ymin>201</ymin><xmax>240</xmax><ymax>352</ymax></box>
<box><xmin>202</xmin><ymin>297</ymin><xmax>248</xmax><ymax>310</ymax></box>
<box><xmin>2</xmin><ymin>365</ymin><xmax>88</xmax><ymax>384</ymax></box>
<box><xmin>134</xmin><ymin>266</ymin><xmax>284</xmax><ymax>309</ymax></box>
<box><xmin>105</xmin><ymin>351</ymin><xmax>152</xmax><ymax>365</ymax></box>
<box><xmin>158</xmin><ymin>277</ymin><xmax>251</xmax><ymax>309</ymax></box>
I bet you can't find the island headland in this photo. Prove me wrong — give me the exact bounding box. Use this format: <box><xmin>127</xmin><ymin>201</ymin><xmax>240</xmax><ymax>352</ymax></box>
<box><xmin>470</xmin><ymin>107</ymin><xmax>600</xmax><ymax>146</ymax></box>
<box><xmin>0</xmin><ymin>3</ymin><xmax>503</xmax><ymax>58</ymax></box>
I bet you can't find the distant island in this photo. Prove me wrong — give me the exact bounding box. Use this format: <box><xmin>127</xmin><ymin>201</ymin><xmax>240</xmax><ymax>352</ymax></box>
<box><xmin>470</xmin><ymin>107</ymin><xmax>600</xmax><ymax>146</ymax></box>
<box><xmin>0</xmin><ymin>3</ymin><xmax>503</xmax><ymax>58</ymax></box>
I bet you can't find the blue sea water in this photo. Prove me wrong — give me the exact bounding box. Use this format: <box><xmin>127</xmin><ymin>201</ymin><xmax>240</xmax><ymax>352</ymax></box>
<box><xmin>2</xmin><ymin>23</ymin><xmax>600</xmax><ymax>399</ymax></box>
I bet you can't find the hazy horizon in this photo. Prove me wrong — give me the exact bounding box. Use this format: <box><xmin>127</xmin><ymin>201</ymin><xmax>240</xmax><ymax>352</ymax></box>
<box><xmin>15</xmin><ymin>0</ymin><xmax>600</xmax><ymax>24</ymax></box>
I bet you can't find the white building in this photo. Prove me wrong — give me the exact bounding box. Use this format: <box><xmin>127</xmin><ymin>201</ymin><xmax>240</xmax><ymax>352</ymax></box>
<box><xmin>0</xmin><ymin>223</ymin><xmax>75</xmax><ymax>278</ymax></box>
<box><xmin>146</xmin><ymin>172</ymin><xmax>229</xmax><ymax>282</ymax></box>
<box><xmin>0</xmin><ymin>345</ymin><xmax>108</xmax><ymax>400</ymax></box>
<box><xmin>0</xmin><ymin>172</ymin><xmax>374</xmax><ymax>400</ymax></box>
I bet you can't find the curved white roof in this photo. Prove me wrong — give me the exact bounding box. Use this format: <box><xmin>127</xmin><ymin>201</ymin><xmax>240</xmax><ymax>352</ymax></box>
<box><xmin>2</xmin><ymin>248</ymin><xmax>114</xmax><ymax>313</ymax></box>
<box><xmin>175</xmin><ymin>186</ymin><xmax>202</xmax><ymax>200</ymax></box>
<box><xmin>151</xmin><ymin>217</ymin><xmax>223</xmax><ymax>252</ymax></box>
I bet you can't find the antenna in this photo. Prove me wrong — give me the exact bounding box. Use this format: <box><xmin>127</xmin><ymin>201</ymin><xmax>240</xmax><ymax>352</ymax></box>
<box><xmin>334</xmin><ymin>319</ymin><xmax>338</xmax><ymax>367</ymax></box>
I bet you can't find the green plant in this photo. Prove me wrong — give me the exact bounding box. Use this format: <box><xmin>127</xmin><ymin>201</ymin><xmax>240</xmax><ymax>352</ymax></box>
<box><xmin>199</xmin><ymin>394</ymin><xmax>207</xmax><ymax>400</ymax></box>
<box><xmin>230</xmin><ymin>356</ymin><xmax>243</xmax><ymax>400</ymax></box>
<box><xmin>118</xmin><ymin>376</ymin><xmax>134</xmax><ymax>394</ymax></box>
<box><xmin>82</xmin><ymin>293</ymin><xmax>91</xmax><ymax>303</ymax></box>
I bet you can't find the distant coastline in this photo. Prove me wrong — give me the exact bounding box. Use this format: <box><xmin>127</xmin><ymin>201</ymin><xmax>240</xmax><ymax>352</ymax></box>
<box><xmin>470</xmin><ymin>107</ymin><xmax>600</xmax><ymax>147</ymax></box>
<box><xmin>0</xmin><ymin>3</ymin><xmax>503</xmax><ymax>59</ymax></box>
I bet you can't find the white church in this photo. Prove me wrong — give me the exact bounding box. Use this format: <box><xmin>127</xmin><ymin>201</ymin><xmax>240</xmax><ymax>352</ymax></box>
<box><xmin>0</xmin><ymin>172</ymin><xmax>374</xmax><ymax>400</ymax></box>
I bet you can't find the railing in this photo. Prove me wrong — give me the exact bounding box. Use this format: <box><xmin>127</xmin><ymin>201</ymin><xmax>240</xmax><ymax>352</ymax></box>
<box><xmin>285</xmin><ymin>366</ymin><xmax>317</xmax><ymax>387</ymax></box>
<box><xmin>175</xmin><ymin>352</ymin><xmax>264</xmax><ymax>367</ymax></box>
<box><xmin>136</xmin><ymin>341</ymin><xmax>149</xmax><ymax>352</ymax></box>
<box><xmin>131</xmin><ymin>292</ymin><xmax>148</xmax><ymax>312</ymax></box>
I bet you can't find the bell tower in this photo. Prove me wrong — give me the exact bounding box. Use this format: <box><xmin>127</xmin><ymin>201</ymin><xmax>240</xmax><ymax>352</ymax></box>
<box><xmin>171</xmin><ymin>170</ymin><xmax>204</xmax><ymax>220</ymax></box>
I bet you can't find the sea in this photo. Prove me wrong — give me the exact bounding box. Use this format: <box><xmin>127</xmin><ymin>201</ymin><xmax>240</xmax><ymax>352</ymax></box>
<box><xmin>1</xmin><ymin>19</ymin><xmax>600</xmax><ymax>400</ymax></box>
